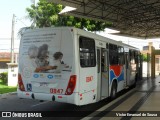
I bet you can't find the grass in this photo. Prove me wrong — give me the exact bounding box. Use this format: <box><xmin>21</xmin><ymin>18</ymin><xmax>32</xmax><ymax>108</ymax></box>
<box><xmin>0</xmin><ymin>79</ymin><xmax>17</xmax><ymax>94</ymax></box>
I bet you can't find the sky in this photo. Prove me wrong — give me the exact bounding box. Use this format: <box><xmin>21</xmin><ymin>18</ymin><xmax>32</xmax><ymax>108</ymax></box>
<box><xmin>0</xmin><ymin>0</ymin><xmax>34</xmax><ymax>52</ymax></box>
<box><xmin>0</xmin><ymin>0</ymin><xmax>160</xmax><ymax>52</ymax></box>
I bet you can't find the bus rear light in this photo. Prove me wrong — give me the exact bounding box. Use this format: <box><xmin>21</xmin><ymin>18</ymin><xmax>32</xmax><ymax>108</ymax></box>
<box><xmin>18</xmin><ymin>73</ymin><xmax>25</xmax><ymax>91</ymax></box>
<box><xmin>65</xmin><ymin>75</ymin><xmax>76</xmax><ymax>95</ymax></box>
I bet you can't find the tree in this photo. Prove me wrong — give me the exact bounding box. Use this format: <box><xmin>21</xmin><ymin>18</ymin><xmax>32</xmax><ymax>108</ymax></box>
<box><xmin>26</xmin><ymin>0</ymin><xmax>112</xmax><ymax>31</ymax></box>
<box><xmin>142</xmin><ymin>54</ymin><xmax>147</xmax><ymax>62</ymax></box>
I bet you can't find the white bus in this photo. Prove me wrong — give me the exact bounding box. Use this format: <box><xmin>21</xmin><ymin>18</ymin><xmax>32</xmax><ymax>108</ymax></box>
<box><xmin>18</xmin><ymin>27</ymin><xmax>141</xmax><ymax>106</ymax></box>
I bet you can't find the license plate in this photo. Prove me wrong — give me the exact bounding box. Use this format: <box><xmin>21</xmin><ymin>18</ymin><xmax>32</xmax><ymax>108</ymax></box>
<box><xmin>39</xmin><ymin>82</ymin><xmax>48</xmax><ymax>87</ymax></box>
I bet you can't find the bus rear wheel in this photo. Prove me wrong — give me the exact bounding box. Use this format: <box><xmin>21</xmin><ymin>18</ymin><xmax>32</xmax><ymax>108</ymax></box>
<box><xmin>110</xmin><ymin>82</ymin><xmax>117</xmax><ymax>99</ymax></box>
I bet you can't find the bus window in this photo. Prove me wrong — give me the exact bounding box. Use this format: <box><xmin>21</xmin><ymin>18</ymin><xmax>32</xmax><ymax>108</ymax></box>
<box><xmin>129</xmin><ymin>50</ymin><xmax>137</xmax><ymax>71</ymax></box>
<box><xmin>101</xmin><ymin>49</ymin><xmax>108</xmax><ymax>72</ymax></box>
<box><xmin>97</xmin><ymin>49</ymin><xmax>100</xmax><ymax>73</ymax></box>
<box><xmin>79</xmin><ymin>36</ymin><xmax>96</xmax><ymax>67</ymax></box>
<box><xmin>101</xmin><ymin>51</ymin><xmax>105</xmax><ymax>72</ymax></box>
<box><xmin>129</xmin><ymin>50</ymin><xmax>135</xmax><ymax>64</ymax></box>
<box><xmin>109</xmin><ymin>44</ymin><xmax>118</xmax><ymax>65</ymax></box>
<box><xmin>135</xmin><ymin>51</ymin><xmax>139</xmax><ymax>64</ymax></box>
<box><xmin>118</xmin><ymin>46</ymin><xmax>124</xmax><ymax>65</ymax></box>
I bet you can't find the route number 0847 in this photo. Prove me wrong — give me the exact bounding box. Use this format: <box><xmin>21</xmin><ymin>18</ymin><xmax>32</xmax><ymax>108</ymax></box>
<box><xmin>50</xmin><ymin>88</ymin><xmax>63</xmax><ymax>94</ymax></box>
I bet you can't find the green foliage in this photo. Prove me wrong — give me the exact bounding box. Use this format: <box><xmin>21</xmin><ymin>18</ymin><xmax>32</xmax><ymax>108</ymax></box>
<box><xmin>142</xmin><ymin>54</ymin><xmax>148</xmax><ymax>62</ymax></box>
<box><xmin>0</xmin><ymin>81</ymin><xmax>17</xmax><ymax>94</ymax></box>
<box><xmin>0</xmin><ymin>87</ymin><xmax>17</xmax><ymax>94</ymax></box>
<box><xmin>0</xmin><ymin>72</ymin><xmax>8</xmax><ymax>85</ymax></box>
<box><xmin>26</xmin><ymin>0</ymin><xmax>63</xmax><ymax>27</ymax></box>
<box><xmin>0</xmin><ymin>73</ymin><xmax>17</xmax><ymax>94</ymax></box>
<box><xmin>26</xmin><ymin>0</ymin><xmax>112</xmax><ymax>31</ymax></box>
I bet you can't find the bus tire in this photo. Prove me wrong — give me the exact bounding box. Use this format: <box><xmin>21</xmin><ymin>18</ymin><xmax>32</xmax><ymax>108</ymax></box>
<box><xmin>110</xmin><ymin>81</ymin><xmax>117</xmax><ymax>99</ymax></box>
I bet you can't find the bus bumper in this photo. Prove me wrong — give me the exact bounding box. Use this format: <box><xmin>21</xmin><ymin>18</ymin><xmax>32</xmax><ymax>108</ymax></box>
<box><xmin>17</xmin><ymin>89</ymin><xmax>78</xmax><ymax>105</ymax></box>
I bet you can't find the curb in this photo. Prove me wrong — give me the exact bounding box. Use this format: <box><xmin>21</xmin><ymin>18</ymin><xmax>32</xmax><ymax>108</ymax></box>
<box><xmin>0</xmin><ymin>92</ymin><xmax>17</xmax><ymax>98</ymax></box>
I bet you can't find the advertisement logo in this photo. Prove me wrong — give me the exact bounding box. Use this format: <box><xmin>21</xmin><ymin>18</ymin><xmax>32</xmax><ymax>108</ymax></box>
<box><xmin>40</xmin><ymin>74</ymin><xmax>45</xmax><ymax>78</ymax></box>
<box><xmin>47</xmin><ymin>75</ymin><xmax>54</xmax><ymax>79</ymax></box>
<box><xmin>33</xmin><ymin>74</ymin><xmax>39</xmax><ymax>78</ymax></box>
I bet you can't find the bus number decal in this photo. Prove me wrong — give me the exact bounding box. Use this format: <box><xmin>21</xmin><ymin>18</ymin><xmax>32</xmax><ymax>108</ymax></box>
<box><xmin>86</xmin><ymin>76</ymin><xmax>93</xmax><ymax>82</ymax></box>
<box><xmin>50</xmin><ymin>88</ymin><xmax>63</xmax><ymax>94</ymax></box>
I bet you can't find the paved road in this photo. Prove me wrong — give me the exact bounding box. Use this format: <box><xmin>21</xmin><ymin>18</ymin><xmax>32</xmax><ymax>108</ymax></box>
<box><xmin>0</xmin><ymin>91</ymin><xmax>113</xmax><ymax>120</ymax></box>
<box><xmin>0</xmin><ymin>77</ymin><xmax>156</xmax><ymax>120</ymax></box>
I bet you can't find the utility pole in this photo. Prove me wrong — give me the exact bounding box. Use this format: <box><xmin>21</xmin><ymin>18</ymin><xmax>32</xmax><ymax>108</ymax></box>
<box><xmin>31</xmin><ymin>0</ymin><xmax>36</xmax><ymax>27</ymax></box>
<box><xmin>11</xmin><ymin>14</ymin><xmax>15</xmax><ymax>63</ymax></box>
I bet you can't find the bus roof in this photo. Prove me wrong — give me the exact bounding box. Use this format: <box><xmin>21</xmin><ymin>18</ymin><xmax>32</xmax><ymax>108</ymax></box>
<box><xmin>75</xmin><ymin>27</ymin><xmax>139</xmax><ymax>51</ymax></box>
<box><xmin>21</xmin><ymin>27</ymin><xmax>139</xmax><ymax>51</ymax></box>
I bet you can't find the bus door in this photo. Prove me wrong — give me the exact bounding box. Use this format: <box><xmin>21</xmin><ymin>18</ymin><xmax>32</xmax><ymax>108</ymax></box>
<box><xmin>129</xmin><ymin>50</ymin><xmax>137</xmax><ymax>85</ymax></box>
<box><xmin>97</xmin><ymin>48</ymin><xmax>101</xmax><ymax>101</ymax></box>
<box><xmin>101</xmin><ymin>48</ymin><xmax>109</xmax><ymax>99</ymax></box>
<box><xmin>125</xmin><ymin>52</ymin><xmax>130</xmax><ymax>87</ymax></box>
<box><xmin>97</xmin><ymin>48</ymin><xmax>109</xmax><ymax>101</ymax></box>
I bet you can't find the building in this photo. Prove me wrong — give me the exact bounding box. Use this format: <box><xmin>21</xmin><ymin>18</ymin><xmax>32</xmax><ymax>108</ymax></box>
<box><xmin>141</xmin><ymin>42</ymin><xmax>160</xmax><ymax>76</ymax></box>
<box><xmin>0</xmin><ymin>52</ymin><xmax>18</xmax><ymax>73</ymax></box>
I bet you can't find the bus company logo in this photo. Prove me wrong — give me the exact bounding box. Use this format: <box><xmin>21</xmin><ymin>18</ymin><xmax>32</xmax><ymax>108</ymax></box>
<box><xmin>33</xmin><ymin>74</ymin><xmax>39</xmax><ymax>78</ymax></box>
<box><xmin>47</xmin><ymin>75</ymin><xmax>54</xmax><ymax>79</ymax></box>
